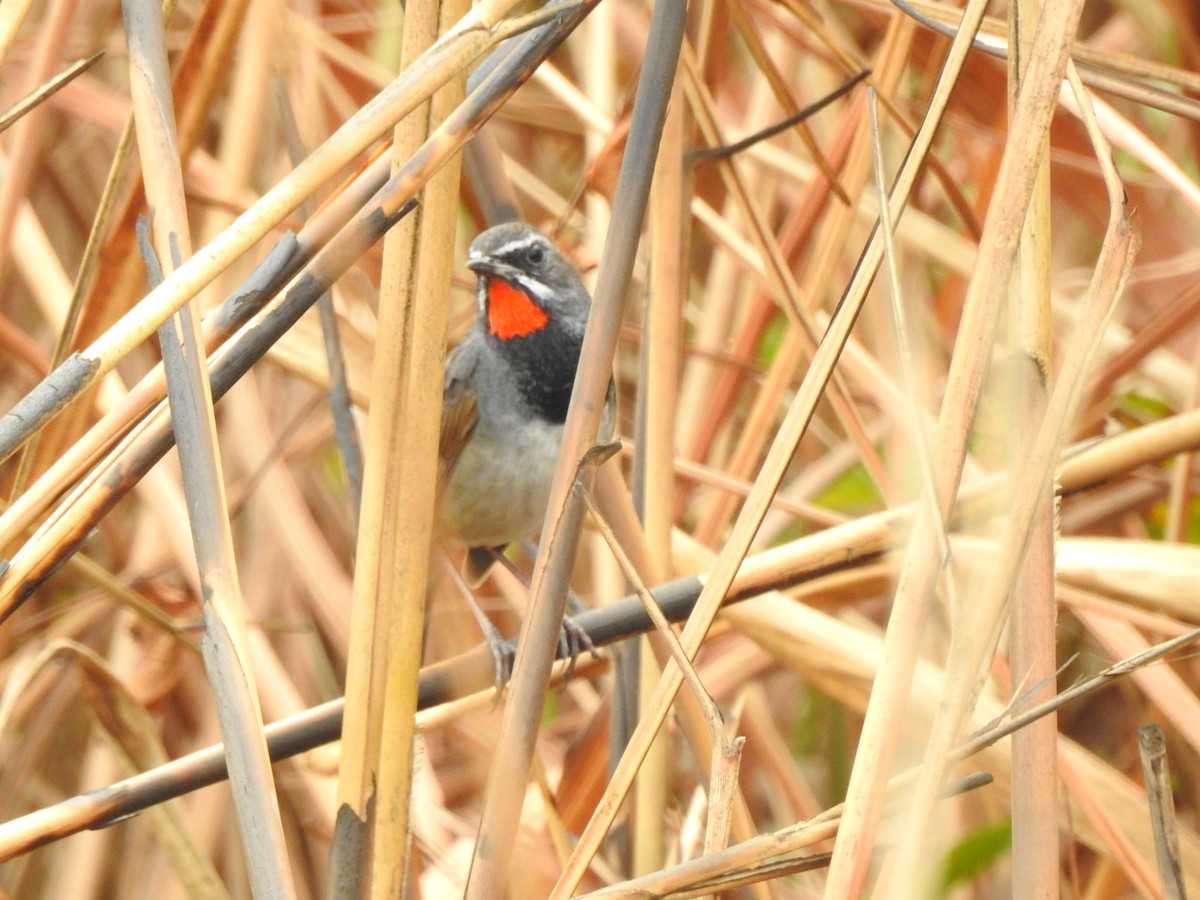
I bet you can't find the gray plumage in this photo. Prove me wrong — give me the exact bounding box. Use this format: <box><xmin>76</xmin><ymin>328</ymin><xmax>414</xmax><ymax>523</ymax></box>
<box><xmin>437</xmin><ymin>223</ymin><xmax>613</xmax><ymax>555</ymax></box>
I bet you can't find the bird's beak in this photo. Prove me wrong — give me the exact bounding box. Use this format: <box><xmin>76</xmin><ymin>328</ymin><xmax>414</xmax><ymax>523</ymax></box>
<box><xmin>466</xmin><ymin>255</ymin><xmax>495</xmax><ymax>276</ymax></box>
<box><xmin>467</xmin><ymin>255</ymin><xmax>518</xmax><ymax>280</ymax></box>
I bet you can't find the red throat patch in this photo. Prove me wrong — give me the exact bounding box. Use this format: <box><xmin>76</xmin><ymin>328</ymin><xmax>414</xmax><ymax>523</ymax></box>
<box><xmin>486</xmin><ymin>279</ymin><xmax>549</xmax><ymax>340</ymax></box>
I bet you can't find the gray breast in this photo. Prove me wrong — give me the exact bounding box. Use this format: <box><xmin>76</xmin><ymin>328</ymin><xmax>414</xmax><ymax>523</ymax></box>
<box><xmin>438</xmin><ymin>416</ymin><xmax>564</xmax><ymax>548</ymax></box>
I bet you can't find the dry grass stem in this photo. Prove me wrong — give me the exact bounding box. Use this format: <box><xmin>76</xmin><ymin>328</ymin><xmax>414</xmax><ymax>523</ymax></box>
<box><xmin>1138</xmin><ymin>724</ymin><xmax>1188</xmax><ymax>900</ymax></box>
<box><xmin>828</xmin><ymin>0</ymin><xmax>1090</xmax><ymax>891</ymax></box>
<box><xmin>124</xmin><ymin>0</ymin><xmax>294</xmax><ymax>893</ymax></box>
<box><xmin>1</xmin><ymin>0</ymin><xmax>1199</xmax><ymax>895</ymax></box>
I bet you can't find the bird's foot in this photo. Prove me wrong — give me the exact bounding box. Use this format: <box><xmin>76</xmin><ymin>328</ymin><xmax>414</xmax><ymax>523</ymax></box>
<box><xmin>479</xmin><ymin>617</ymin><xmax>516</xmax><ymax>693</ymax></box>
<box><xmin>558</xmin><ymin>615</ymin><xmax>599</xmax><ymax>682</ymax></box>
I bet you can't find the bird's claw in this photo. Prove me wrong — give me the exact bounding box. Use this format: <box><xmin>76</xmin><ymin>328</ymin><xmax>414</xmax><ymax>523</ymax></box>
<box><xmin>558</xmin><ymin>615</ymin><xmax>599</xmax><ymax>682</ymax></box>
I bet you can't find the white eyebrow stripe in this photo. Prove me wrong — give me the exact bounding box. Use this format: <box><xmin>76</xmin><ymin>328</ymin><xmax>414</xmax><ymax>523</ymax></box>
<box><xmin>492</xmin><ymin>235</ymin><xmax>551</xmax><ymax>257</ymax></box>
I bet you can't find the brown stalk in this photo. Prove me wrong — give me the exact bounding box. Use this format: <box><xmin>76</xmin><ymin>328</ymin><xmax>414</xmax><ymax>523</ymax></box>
<box><xmin>552</xmin><ymin>29</ymin><xmax>921</xmax><ymax>897</ymax></box>
<box><xmin>892</xmin><ymin>52</ymin><xmax>1137</xmax><ymax>898</ymax></box>
<box><xmin>123</xmin><ymin>0</ymin><xmax>295</xmax><ymax>893</ymax></box>
<box><xmin>685</xmin><ymin>10</ymin><xmax>924</xmax><ymax>544</ymax></box>
<box><xmin>0</xmin><ymin>0</ymin><xmax>75</xmax><ymax>288</ymax></box>
<box><xmin>870</xmin><ymin>0</ymin><xmax>1200</xmax><ymax>117</ymax></box>
<box><xmin>722</xmin><ymin>0</ymin><xmax>850</xmax><ymax>206</ymax></box>
<box><xmin>676</xmin><ymin>114</ymin><xmax>855</xmax><ymax>499</ymax></box>
<box><xmin>627</xmin><ymin>71</ymin><xmax>687</xmax><ymax>879</ymax></box>
<box><xmin>335</xmin><ymin>0</ymin><xmax>467</xmax><ymax>891</ymax></box>
<box><xmin>1164</xmin><ymin>357</ymin><xmax>1200</xmax><ymax>542</ymax></box>
<box><xmin>1057</xmin><ymin>748</ymin><xmax>1161</xmax><ymax>896</ymax></box>
<box><xmin>678</xmin><ymin>49</ymin><xmax>887</xmax><ymax>544</ymax></box>
<box><xmin>1006</xmin><ymin>0</ymin><xmax>1059</xmax><ymax>895</ymax></box>
<box><xmin>7</xmin><ymin>0</ymin><xmax>243</xmax><ymax>505</ymax></box>
<box><xmin>0</xmin><ymin>0</ymin><xmax>37</xmax><ymax>65</ymax></box>
<box><xmin>276</xmin><ymin>89</ymin><xmax>365</xmax><ymax>517</ymax></box>
<box><xmin>764</xmin><ymin>0</ymin><xmax>984</xmax><ymax>240</ymax></box>
<box><xmin>17</xmin><ymin>0</ymin><xmax>246</xmax><ymax>495</ymax></box>
<box><xmin>0</xmin><ymin>144</ymin><xmax>388</xmax><ymax>559</ymax></box>
<box><xmin>3</xmin><ymin>2</ymin><xmax>1199</xmax><ymax>894</ymax></box>
<box><xmin>582</xmin><ymin>488</ymin><xmax>747</xmax><ymax>879</ymax></box>
<box><xmin>593</xmin><ymin>458</ymin><xmax>768</xmax><ymax>881</ymax></box>
<box><xmin>825</xmin><ymin>0</ymin><xmax>1086</xmax><ymax>890</ymax></box>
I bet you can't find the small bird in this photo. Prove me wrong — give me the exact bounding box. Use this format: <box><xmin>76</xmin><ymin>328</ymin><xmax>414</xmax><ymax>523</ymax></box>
<box><xmin>437</xmin><ymin>221</ymin><xmax>613</xmax><ymax>585</ymax></box>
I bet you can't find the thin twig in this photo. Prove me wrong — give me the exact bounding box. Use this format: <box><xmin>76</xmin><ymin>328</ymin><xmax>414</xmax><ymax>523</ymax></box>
<box><xmin>1138</xmin><ymin>724</ymin><xmax>1188</xmax><ymax>900</ymax></box>
<box><xmin>685</xmin><ymin>70</ymin><xmax>869</xmax><ymax>165</ymax></box>
<box><xmin>0</xmin><ymin>51</ymin><xmax>104</xmax><ymax>134</ymax></box>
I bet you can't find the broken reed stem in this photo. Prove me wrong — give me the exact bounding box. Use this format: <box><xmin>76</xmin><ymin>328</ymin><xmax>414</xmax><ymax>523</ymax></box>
<box><xmin>123</xmin><ymin>0</ymin><xmax>294</xmax><ymax>894</ymax></box>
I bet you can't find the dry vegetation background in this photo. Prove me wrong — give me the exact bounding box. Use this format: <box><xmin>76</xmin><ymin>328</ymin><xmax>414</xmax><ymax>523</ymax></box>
<box><xmin>1</xmin><ymin>0</ymin><xmax>1200</xmax><ymax>896</ymax></box>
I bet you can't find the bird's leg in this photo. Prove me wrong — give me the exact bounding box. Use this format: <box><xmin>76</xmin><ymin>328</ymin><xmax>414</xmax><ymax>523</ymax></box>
<box><xmin>514</xmin><ymin>540</ymin><xmax>599</xmax><ymax>680</ymax></box>
<box><xmin>437</xmin><ymin>551</ymin><xmax>514</xmax><ymax>690</ymax></box>
<box><xmin>464</xmin><ymin>546</ymin><xmax>499</xmax><ymax>587</ymax></box>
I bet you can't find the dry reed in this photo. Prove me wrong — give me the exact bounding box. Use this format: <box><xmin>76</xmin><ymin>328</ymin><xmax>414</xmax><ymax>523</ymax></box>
<box><xmin>1</xmin><ymin>0</ymin><xmax>1199</xmax><ymax>897</ymax></box>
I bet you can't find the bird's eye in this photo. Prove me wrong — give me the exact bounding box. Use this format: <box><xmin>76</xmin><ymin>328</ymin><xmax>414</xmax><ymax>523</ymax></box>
<box><xmin>526</xmin><ymin>245</ymin><xmax>545</xmax><ymax>266</ymax></box>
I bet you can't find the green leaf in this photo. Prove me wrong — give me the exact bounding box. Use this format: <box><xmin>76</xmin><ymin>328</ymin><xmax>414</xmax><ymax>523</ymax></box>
<box><xmin>939</xmin><ymin>817</ymin><xmax>1012</xmax><ymax>894</ymax></box>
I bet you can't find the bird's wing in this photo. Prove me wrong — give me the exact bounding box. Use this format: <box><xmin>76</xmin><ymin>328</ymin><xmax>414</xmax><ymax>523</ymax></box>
<box><xmin>438</xmin><ymin>338</ymin><xmax>480</xmax><ymax>492</ymax></box>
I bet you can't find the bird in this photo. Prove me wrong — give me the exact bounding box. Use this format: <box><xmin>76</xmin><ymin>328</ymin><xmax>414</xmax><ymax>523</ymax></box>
<box><xmin>437</xmin><ymin>220</ymin><xmax>615</xmax><ymax>593</ymax></box>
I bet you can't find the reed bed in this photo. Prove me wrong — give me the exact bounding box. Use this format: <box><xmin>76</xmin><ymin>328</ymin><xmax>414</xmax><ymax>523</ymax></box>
<box><xmin>0</xmin><ymin>0</ymin><xmax>1199</xmax><ymax>896</ymax></box>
